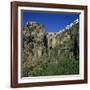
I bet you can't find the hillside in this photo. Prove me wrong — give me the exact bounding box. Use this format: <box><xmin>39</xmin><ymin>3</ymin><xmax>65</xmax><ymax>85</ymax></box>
<box><xmin>22</xmin><ymin>20</ymin><xmax>79</xmax><ymax>77</ymax></box>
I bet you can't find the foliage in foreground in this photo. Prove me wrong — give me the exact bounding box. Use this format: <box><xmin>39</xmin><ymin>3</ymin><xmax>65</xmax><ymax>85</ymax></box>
<box><xmin>23</xmin><ymin>48</ymin><xmax>79</xmax><ymax>77</ymax></box>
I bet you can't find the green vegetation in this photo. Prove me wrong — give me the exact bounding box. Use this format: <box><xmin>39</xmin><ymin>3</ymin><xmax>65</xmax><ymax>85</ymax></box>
<box><xmin>29</xmin><ymin>55</ymin><xmax>79</xmax><ymax>76</ymax></box>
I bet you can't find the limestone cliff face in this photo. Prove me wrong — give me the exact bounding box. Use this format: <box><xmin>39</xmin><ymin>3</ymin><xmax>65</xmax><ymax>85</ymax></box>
<box><xmin>23</xmin><ymin>21</ymin><xmax>46</xmax><ymax>76</ymax></box>
<box><xmin>22</xmin><ymin>20</ymin><xmax>79</xmax><ymax>77</ymax></box>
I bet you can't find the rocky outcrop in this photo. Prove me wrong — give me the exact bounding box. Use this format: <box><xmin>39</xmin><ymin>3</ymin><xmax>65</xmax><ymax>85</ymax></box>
<box><xmin>22</xmin><ymin>19</ymin><xmax>79</xmax><ymax>77</ymax></box>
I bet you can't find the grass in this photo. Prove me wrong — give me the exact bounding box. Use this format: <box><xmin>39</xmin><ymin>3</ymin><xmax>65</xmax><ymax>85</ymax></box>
<box><xmin>31</xmin><ymin>57</ymin><xmax>79</xmax><ymax>76</ymax></box>
<box><xmin>22</xmin><ymin>49</ymin><xmax>79</xmax><ymax>77</ymax></box>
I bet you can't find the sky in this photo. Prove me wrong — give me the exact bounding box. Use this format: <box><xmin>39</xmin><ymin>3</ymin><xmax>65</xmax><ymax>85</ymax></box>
<box><xmin>21</xmin><ymin>10</ymin><xmax>80</xmax><ymax>32</ymax></box>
